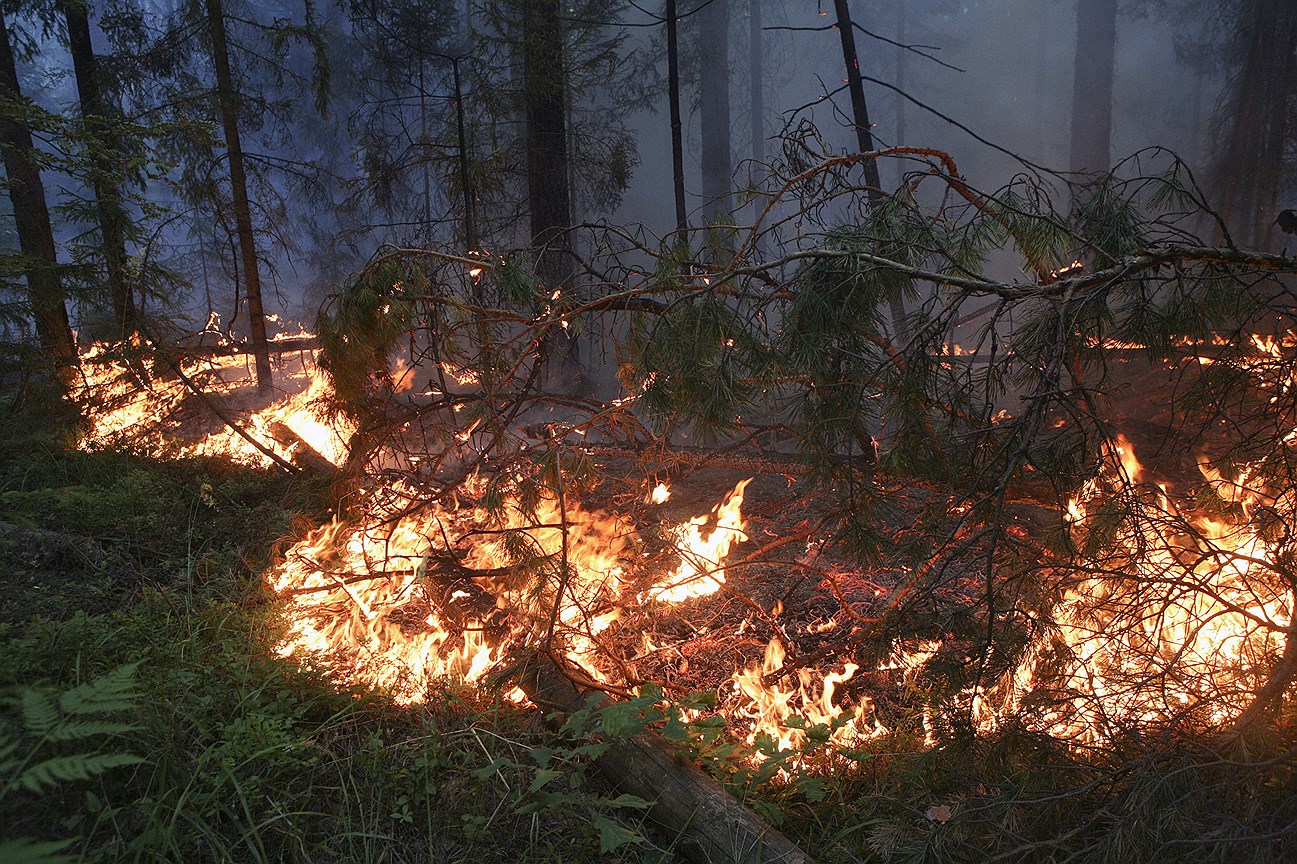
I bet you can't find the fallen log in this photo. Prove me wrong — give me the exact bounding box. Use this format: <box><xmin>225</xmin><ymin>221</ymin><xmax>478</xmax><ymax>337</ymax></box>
<box><xmin>266</xmin><ymin>421</ymin><xmax>338</xmax><ymax>477</ymax></box>
<box><xmin>517</xmin><ymin>653</ymin><xmax>815</xmax><ymax>864</ymax></box>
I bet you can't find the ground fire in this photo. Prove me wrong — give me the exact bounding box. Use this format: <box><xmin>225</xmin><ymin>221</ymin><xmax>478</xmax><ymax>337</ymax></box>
<box><xmin>67</xmin><ymin>313</ymin><xmax>1296</xmax><ymax>763</ymax></box>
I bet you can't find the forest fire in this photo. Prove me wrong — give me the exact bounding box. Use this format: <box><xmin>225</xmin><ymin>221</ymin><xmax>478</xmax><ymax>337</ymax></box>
<box><xmin>75</xmin><ymin>341</ymin><xmax>353</xmax><ymax>468</ymax></box>
<box><xmin>68</xmin><ymin>339</ymin><xmax>1297</xmax><ymax>756</ymax></box>
<box><xmin>974</xmin><ymin>436</ymin><xmax>1294</xmax><ymax>743</ymax></box>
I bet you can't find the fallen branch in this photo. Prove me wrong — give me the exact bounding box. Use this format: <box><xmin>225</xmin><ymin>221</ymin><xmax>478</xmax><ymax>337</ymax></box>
<box><xmin>163</xmin><ymin>359</ymin><xmax>299</xmax><ymax>474</ymax></box>
<box><xmin>516</xmin><ymin>652</ymin><xmax>815</xmax><ymax>864</ymax></box>
<box><xmin>180</xmin><ymin>336</ymin><xmax>319</xmax><ymax>358</ymax></box>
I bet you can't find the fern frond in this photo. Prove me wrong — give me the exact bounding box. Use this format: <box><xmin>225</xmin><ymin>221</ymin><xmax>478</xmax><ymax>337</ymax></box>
<box><xmin>44</xmin><ymin>720</ymin><xmax>139</xmax><ymax>743</ymax></box>
<box><xmin>19</xmin><ymin>690</ymin><xmax>58</xmax><ymax>737</ymax></box>
<box><xmin>0</xmin><ymin>837</ymin><xmax>76</xmax><ymax>864</ymax></box>
<box><xmin>16</xmin><ymin>752</ymin><xmax>144</xmax><ymax>794</ymax></box>
<box><xmin>57</xmin><ymin>662</ymin><xmax>140</xmax><ymax>717</ymax></box>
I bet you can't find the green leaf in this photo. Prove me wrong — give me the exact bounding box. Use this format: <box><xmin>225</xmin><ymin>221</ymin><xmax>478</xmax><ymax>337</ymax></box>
<box><xmin>527</xmin><ymin>768</ymin><xmax>561</xmax><ymax>794</ymax></box>
<box><xmin>593</xmin><ymin>814</ymin><xmax>643</xmax><ymax>854</ymax></box>
<box><xmin>598</xmin><ymin>700</ymin><xmax>650</xmax><ymax>738</ymax></box>
<box><xmin>601</xmin><ymin>793</ymin><xmax>653</xmax><ymax>811</ymax></box>
<box><xmin>529</xmin><ymin>746</ymin><xmax>553</xmax><ymax>769</ymax></box>
<box><xmin>470</xmin><ymin>757</ymin><xmax>513</xmax><ymax>781</ymax></box>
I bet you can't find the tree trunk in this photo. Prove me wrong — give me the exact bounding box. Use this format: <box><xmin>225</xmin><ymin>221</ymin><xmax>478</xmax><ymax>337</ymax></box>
<box><xmin>698</xmin><ymin>0</ymin><xmax>732</xmax><ymax>226</ymax></box>
<box><xmin>666</xmin><ymin>0</ymin><xmax>687</xmax><ymax>240</ymax></box>
<box><xmin>0</xmin><ymin>10</ymin><xmax>77</xmax><ymax>375</ymax></box>
<box><xmin>748</xmin><ymin>0</ymin><xmax>763</xmax><ymax>166</ymax></box>
<box><xmin>63</xmin><ymin>0</ymin><xmax>133</xmax><ymax>338</ymax></box>
<box><xmin>451</xmin><ymin>56</ymin><xmax>476</xmax><ymax>251</ymax></box>
<box><xmin>833</xmin><ymin>0</ymin><xmax>907</xmax><ymax>345</ymax></box>
<box><xmin>523</xmin><ymin>0</ymin><xmax>578</xmax><ymax>383</ymax></box>
<box><xmin>204</xmin><ymin>0</ymin><xmax>272</xmax><ymax>391</ymax></box>
<box><xmin>1068</xmin><ymin>0</ymin><xmax>1117</xmax><ymax>175</ymax></box>
<box><xmin>1214</xmin><ymin>0</ymin><xmax>1297</xmax><ymax>247</ymax></box>
<box><xmin>894</xmin><ymin>0</ymin><xmax>906</xmax><ymax>150</ymax></box>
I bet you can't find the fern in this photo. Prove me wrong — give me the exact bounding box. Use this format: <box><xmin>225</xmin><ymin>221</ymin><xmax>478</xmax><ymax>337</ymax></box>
<box><xmin>1</xmin><ymin>663</ymin><xmax>146</xmax><ymax>862</ymax></box>
<box><xmin>0</xmin><ymin>837</ymin><xmax>76</xmax><ymax>864</ymax></box>
<box><xmin>12</xmin><ymin>751</ymin><xmax>143</xmax><ymax>795</ymax></box>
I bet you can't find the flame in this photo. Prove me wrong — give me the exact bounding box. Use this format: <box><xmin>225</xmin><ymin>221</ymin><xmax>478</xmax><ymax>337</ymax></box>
<box><xmin>971</xmin><ymin>435</ymin><xmax>1292</xmax><ymax>743</ymax></box>
<box><xmin>389</xmin><ymin>356</ymin><xmax>416</xmax><ymax>392</ymax></box>
<box><xmin>76</xmin><ymin>333</ymin><xmax>1297</xmax><ymax>753</ymax></box>
<box><xmin>645</xmin><ymin>479</ymin><xmax>751</xmax><ymax>603</ymax></box>
<box><xmin>76</xmin><ymin>343</ymin><xmax>353</xmax><ymax>469</ymax></box>
<box><xmin>732</xmin><ymin>638</ymin><xmax>884</xmax><ymax>754</ymax></box>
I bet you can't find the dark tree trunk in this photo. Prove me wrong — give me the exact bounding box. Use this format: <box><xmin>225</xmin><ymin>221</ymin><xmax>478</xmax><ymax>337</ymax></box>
<box><xmin>748</xmin><ymin>0</ymin><xmax>763</xmax><ymax>166</ymax></box>
<box><xmin>894</xmin><ymin>0</ymin><xmax>905</xmax><ymax>149</ymax></box>
<box><xmin>451</xmin><ymin>56</ymin><xmax>475</xmax><ymax>251</ymax></box>
<box><xmin>205</xmin><ymin>0</ymin><xmax>272</xmax><ymax>390</ymax></box>
<box><xmin>522</xmin><ymin>0</ymin><xmax>577</xmax><ymax>381</ymax></box>
<box><xmin>1215</xmin><ymin>0</ymin><xmax>1297</xmax><ymax>247</ymax></box>
<box><xmin>833</xmin><ymin>0</ymin><xmax>907</xmax><ymax>345</ymax></box>
<box><xmin>698</xmin><ymin>0</ymin><xmax>732</xmax><ymax>225</ymax></box>
<box><xmin>666</xmin><ymin>0</ymin><xmax>687</xmax><ymax>240</ymax></box>
<box><xmin>0</xmin><ymin>10</ymin><xmax>77</xmax><ymax>374</ymax></box>
<box><xmin>1068</xmin><ymin>0</ymin><xmax>1117</xmax><ymax>175</ymax></box>
<box><xmin>63</xmin><ymin>0</ymin><xmax>133</xmax><ymax>338</ymax></box>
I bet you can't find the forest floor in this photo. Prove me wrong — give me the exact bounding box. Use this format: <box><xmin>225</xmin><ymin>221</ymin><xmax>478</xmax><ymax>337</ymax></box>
<box><xmin>3</xmin><ymin>375</ymin><xmax>1296</xmax><ymax>864</ymax></box>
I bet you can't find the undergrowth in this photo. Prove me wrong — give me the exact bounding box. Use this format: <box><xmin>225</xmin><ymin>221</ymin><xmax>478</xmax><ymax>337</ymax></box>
<box><xmin>1</xmin><ymin>408</ymin><xmax>1295</xmax><ymax>863</ymax></box>
<box><xmin>0</xmin><ymin>412</ymin><xmax>659</xmax><ymax>863</ymax></box>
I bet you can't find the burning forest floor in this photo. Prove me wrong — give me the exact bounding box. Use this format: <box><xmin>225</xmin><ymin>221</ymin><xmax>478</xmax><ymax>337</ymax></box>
<box><xmin>4</xmin><ymin>345</ymin><xmax>1297</xmax><ymax>864</ymax></box>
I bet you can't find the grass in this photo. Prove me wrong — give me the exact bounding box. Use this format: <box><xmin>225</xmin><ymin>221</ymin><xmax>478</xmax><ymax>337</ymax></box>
<box><xmin>1</xmin><ymin>401</ymin><xmax>1296</xmax><ymax>863</ymax></box>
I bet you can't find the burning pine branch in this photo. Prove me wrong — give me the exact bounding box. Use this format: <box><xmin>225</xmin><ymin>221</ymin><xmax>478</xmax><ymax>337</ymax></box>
<box><xmin>68</xmin><ymin>146</ymin><xmax>1297</xmax><ymax>776</ymax></box>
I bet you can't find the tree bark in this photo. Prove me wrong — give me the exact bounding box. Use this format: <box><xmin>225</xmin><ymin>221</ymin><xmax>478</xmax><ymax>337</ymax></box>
<box><xmin>204</xmin><ymin>0</ymin><xmax>273</xmax><ymax>391</ymax></box>
<box><xmin>1214</xmin><ymin>0</ymin><xmax>1297</xmax><ymax>247</ymax></box>
<box><xmin>0</xmin><ymin>9</ymin><xmax>77</xmax><ymax>375</ymax></box>
<box><xmin>523</xmin><ymin>0</ymin><xmax>572</xmax><ymax>283</ymax></box>
<box><xmin>666</xmin><ymin>0</ymin><xmax>687</xmax><ymax>240</ymax></box>
<box><xmin>63</xmin><ymin>0</ymin><xmax>133</xmax><ymax>339</ymax></box>
<box><xmin>832</xmin><ymin>0</ymin><xmax>907</xmax><ymax>345</ymax></box>
<box><xmin>1068</xmin><ymin>0</ymin><xmax>1117</xmax><ymax>175</ymax></box>
<box><xmin>522</xmin><ymin>0</ymin><xmax>578</xmax><ymax>384</ymax></box>
<box><xmin>748</xmin><ymin>0</ymin><xmax>763</xmax><ymax>167</ymax></box>
<box><xmin>698</xmin><ymin>0</ymin><xmax>732</xmax><ymax>226</ymax></box>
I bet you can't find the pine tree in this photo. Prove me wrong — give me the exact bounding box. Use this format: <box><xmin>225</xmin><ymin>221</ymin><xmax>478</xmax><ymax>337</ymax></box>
<box><xmin>61</xmin><ymin>0</ymin><xmax>133</xmax><ymax>338</ymax></box>
<box><xmin>0</xmin><ymin>3</ymin><xmax>76</xmax><ymax>377</ymax></box>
